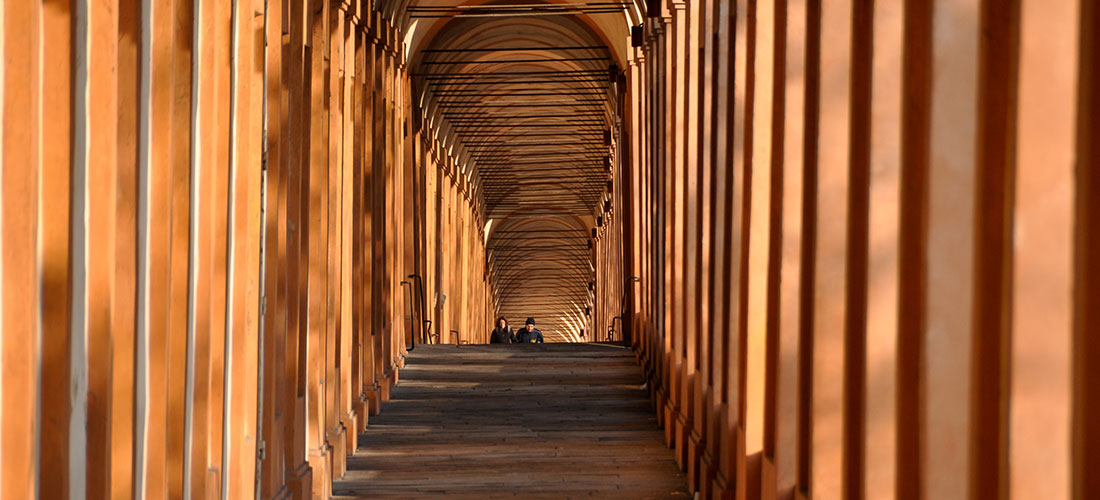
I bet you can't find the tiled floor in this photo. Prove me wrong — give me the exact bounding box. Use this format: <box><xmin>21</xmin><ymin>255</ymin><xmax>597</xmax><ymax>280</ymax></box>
<box><xmin>333</xmin><ymin>343</ymin><xmax>689</xmax><ymax>499</ymax></box>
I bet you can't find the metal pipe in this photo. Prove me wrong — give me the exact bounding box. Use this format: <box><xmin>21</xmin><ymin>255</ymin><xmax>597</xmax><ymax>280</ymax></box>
<box><xmin>408</xmin><ymin>274</ymin><xmax>431</xmax><ymax>345</ymax></box>
<box><xmin>399</xmin><ymin>280</ymin><xmax>416</xmax><ymax>351</ymax></box>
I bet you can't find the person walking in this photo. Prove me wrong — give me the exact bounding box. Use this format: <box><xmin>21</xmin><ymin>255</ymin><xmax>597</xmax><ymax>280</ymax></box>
<box><xmin>489</xmin><ymin>316</ymin><xmax>515</xmax><ymax>344</ymax></box>
<box><xmin>515</xmin><ymin>317</ymin><xmax>544</xmax><ymax>343</ymax></box>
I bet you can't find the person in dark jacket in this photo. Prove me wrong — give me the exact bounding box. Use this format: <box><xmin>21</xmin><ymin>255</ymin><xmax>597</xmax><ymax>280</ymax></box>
<box><xmin>515</xmin><ymin>317</ymin><xmax>544</xmax><ymax>343</ymax></box>
<box><xmin>489</xmin><ymin>317</ymin><xmax>515</xmax><ymax>344</ymax></box>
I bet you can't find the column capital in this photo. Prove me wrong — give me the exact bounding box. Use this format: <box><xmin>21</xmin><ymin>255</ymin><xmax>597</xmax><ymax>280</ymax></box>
<box><xmin>650</xmin><ymin>17</ymin><xmax>669</xmax><ymax>35</ymax></box>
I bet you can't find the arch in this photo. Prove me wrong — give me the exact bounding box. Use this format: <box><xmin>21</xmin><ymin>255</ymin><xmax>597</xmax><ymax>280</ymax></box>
<box><xmin>407</xmin><ymin>4</ymin><xmax>629</xmax><ymax>341</ymax></box>
<box><xmin>487</xmin><ymin>215</ymin><xmax>592</xmax><ymax>342</ymax></box>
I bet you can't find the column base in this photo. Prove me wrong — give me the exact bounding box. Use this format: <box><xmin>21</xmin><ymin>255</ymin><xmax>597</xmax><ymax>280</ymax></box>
<box><xmin>713</xmin><ymin>404</ymin><xmax>746</xmax><ymax>500</ymax></box>
<box><xmin>327</xmin><ymin>423</ymin><xmax>348</xmax><ymax>479</ymax></box>
<box><xmin>699</xmin><ymin>448</ymin><xmax>717</xmax><ymax>499</ymax></box>
<box><xmin>687</xmin><ymin>428</ymin><xmax>705</xmax><ymax>492</ymax></box>
<box><xmin>663</xmin><ymin>400</ymin><xmax>678</xmax><ymax>448</ymax></box>
<box><xmin>653</xmin><ymin>383</ymin><xmax>666</xmax><ymax>424</ymax></box>
<box><xmin>673</xmin><ymin>413</ymin><xmax>692</xmax><ymax>472</ymax></box>
<box><xmin>700</xmin><ymin>397</ymin><xmax>720</xmax><ymax>500</ymax></box>
<box><xmin>687</xmin><ymin>379</ymin><xmax>712</xmax><ymax>493</ymax></box>
<box><xmin>366</xmin><ymin>385</ymin><xmax>382</xmax><ymax>416</ymax></box>
<box><xmin>205</xmin><ymin>467</ymin><xmax>221</xmax><ymax>499</ymax></box>
<box><xmin>355</xmin><ymin>396</ymin><xmax>370</xmax><ymax>432</ymax></box>
<box><xmin>342</xmin><ymin>410</ymin><xmax>359</xmax><ymax>452</ymax></box>
<box><xmin>267</xmin><ymin>485</ymin><xmax>291</xmax><ymax>500</ymax></box>
<box><xmin>307</xmin><ymin>446</ymin><xmax>332</xmax><ymax>500</ymax></box>
<box><xmin>761</xmin><ymin>454</ymin><xmax>777</xmax><ymax>500</ymax></box>
<box><xmin>380</xmin><ymin>373</ymin><xmax>393</xmax><ymax>402</ymax></box>
<box><xmin>712</xmin><ymin>471</ymin><xmax>734</xmax><ymax>500</ymax></box>
<box><xmin>746</xmin><ymin>451</ymin><xmax>762</xmax><ymax>500</ymax></box>
<box><xmin>665</xmin><ymin>363</ymin><xmax>682</xmax><ymax>448</ymax></box>
<box><xmin>284</xmin><ymin>461</ymin><xmax>313</xmax><ymax>500</ymax></box>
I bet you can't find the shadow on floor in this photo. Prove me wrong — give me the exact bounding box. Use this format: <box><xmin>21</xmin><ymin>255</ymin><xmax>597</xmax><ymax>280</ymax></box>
<box><xmin>332</xmin><ymin>344</ymin><xmax>689</xmax><ymax>499</ymax></box>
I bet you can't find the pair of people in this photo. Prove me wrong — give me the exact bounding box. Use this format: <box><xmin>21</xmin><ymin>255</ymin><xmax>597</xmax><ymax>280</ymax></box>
<box><xmin>489</xmin><ymin>317</ymin><xmax>544</xmax><ymax>344</ymax></box>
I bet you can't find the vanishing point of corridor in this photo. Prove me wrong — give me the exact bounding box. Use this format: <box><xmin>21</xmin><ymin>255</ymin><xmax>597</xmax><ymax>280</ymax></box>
<box><xmin>2</xmin><ymin>0</ymin><xmax>1100</xmax><ymax>499</ymax></box>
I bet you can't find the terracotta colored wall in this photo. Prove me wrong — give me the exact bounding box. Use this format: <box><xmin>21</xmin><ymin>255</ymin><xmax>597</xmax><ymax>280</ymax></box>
<box><xmin>3</xmin><ymin>0</ymin><xmax>1099</xmax><ymax>498</ymax></box>
<box><xmin>422</xmin><ymin>136</ymin><xmax>490</xmax><ymax>346</ymax></box>
<box><xmin>626</xmin><ymin>0</ymin><xmax>1100</xmax><ymax>498</ymax></box>
<box><xmin>0</xmin><ymin>1</ymin><xmax>433</xmax><ymax>497</ymax></box>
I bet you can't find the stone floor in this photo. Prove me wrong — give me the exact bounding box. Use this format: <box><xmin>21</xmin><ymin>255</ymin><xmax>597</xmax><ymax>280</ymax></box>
<box><xmin>333</xmin><ymin>343</ymin><xmax>689</xmax><ymax>499</ymax></box>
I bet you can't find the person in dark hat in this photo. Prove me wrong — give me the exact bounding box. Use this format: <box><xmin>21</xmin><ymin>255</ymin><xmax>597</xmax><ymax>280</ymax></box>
<box><xmin>515</xmin><ymin>317</ymin><xmax>544</xmax><ymax>343</ymax></box>
<box><xmin>489</xmin><ymin>316</ymin><xmax>515</xmax><ymax>344</ymax></box>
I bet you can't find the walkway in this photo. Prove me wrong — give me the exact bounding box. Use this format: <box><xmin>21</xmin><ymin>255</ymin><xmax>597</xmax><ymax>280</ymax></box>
<box><xmin>333</xmin><ymin>344</ymin><xmax>689</xmax><ymax>499</ymax></box>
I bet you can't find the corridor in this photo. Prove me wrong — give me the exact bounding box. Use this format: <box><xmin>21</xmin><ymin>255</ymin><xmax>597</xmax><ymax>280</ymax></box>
<box><xmin>2</xmin><ymin>0</ymin><xmax>1100</xmax><ymax>498</ymax></box>
<box><xmin>332</xmin><ymin>344</ymin><xmax>687</xmax><ymax>499</ymax></box>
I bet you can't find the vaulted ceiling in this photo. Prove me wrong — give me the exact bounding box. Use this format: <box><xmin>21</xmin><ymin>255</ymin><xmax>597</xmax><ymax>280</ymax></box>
<box><xmin>400</xmin><ymin>1</ymin><xmax>640</xmax><ymax>341</ymax></box>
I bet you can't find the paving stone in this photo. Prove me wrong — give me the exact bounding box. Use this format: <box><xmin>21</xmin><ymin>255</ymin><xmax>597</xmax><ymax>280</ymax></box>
<box><xmin>333</xmin><ymin>343</ymin><xmax>689</xmax><ymax>499</ymax></box>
